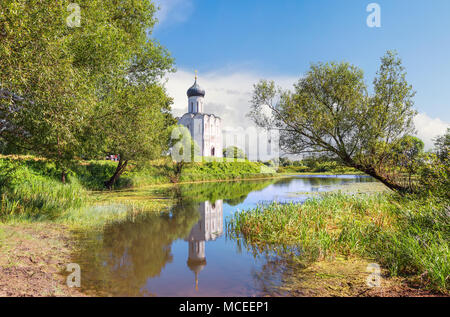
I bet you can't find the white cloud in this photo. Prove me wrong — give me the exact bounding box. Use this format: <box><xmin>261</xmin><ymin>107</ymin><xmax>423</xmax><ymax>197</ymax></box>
<box><xmin>165</xmin><ymin>68</ymin><xmax>296</xmax><ymax>131</ymax></box>
<box><xmin>414</xmin><ymin>113</ymin><xmax>449</xmax><ymax>149</ymax></box>
<box><xmin>153</xmin><ymin>0</ymin><xmax>194</xmax><ymax>28</ymax></box>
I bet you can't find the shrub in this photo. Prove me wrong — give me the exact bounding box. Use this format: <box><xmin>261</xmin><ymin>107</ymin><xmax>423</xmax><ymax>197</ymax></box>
<box><xmin>0</xmin><ymin>160</ymin><xmax>86</xmax><ymax>219</ymax></box>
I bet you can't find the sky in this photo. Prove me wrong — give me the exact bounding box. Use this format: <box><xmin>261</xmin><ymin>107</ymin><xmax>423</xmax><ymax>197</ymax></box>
<box><xmin>152</xmin><ymin>0</ymin><xmax>450</xmax><ymax>149</ymax></box>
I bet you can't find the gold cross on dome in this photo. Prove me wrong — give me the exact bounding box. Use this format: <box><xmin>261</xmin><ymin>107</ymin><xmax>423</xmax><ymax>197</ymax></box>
<box><xmin>195</xmin><ymin>70</ymin><xmax>198</xmax><ymax>80</ymax></box>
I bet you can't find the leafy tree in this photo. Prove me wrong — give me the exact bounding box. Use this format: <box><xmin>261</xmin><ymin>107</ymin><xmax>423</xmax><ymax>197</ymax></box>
<box><xmin>96</xmin><ymin>83</ymin><xmax>175</xmax><ymax>189</ymax></box>
<box><xmin>393</xmin><ymin>135</ymin><xmax>424</xmax><ymax>161</ymax></box>
<box><xmin>0</xmin><ymin>1</ymin><xmax>175</xmax><ymax>185</ymax></box>
<box><xmin>414</xmin><ymin>129</ymin><xmax>449</xmax><ymax>201</ymax></box>
<box><xmin>223</xmin><ymin>146</ymin><xmax>247</xmax><ymax>161</ymax></box>
<box><xmin>279</xmin><ymin>157</ymin><xmax>293</xmax><ymax>167</ymax></box>
<box><xmin>416</xmin><ymin>153</ymin><xmax>449</xmax><ymax>201</ymax></box>
<box><xmin>0</xmin><ymin>1</ymin><xmax>97</xmax><ymax>182</ymax></box>
<box><xmin>391</xmin><ymin>135</ymin><xmax>424</xmax><ymax>188</ymax></box>
<box><xmin>249</xmin><ymin>51</ymin><xmax>417</xmax><ymax>192</ymax></box>
<box><xmin>433</xmin><ymin>128</ymin><xmax>450</xmax><ymax>162</ymax></box>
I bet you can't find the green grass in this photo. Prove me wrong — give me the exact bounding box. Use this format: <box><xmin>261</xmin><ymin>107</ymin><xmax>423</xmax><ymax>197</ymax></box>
<box><xmin>277</xmin><ymin>161</ymin><xmax>358</xmax><ymax>174</ymax></box>
<box><xmin>0</xmin><ymin>156</ymin><xmax>173</xmax><ymax>223</ymax></box>
<box><xmin>227</xmin><ymin>193</ymin><xmax>449</xmax><ymax>292</ymax></box>
<box><xmin>180</xmin><ymin>160</ymin><xmax>275</xmax><ymax>182</ymax></box>
<box><xmin>0</xmin><ymin>155</ymin><xmax>273</xmax><ymax>224</ymax></box>
<box><xmin>0</xmin><ymin>155</ymin><xmax>276</xmax><ymax>190</ymax></box>
<box><xmin>0</xmin><ymin>159</ymin><xmax>88</xmax><ymax>220</ymax></box>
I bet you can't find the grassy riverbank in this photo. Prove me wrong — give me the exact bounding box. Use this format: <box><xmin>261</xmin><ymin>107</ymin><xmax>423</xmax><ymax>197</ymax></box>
<box><xmin>0</xmin><ymin>155</ymin><xmax>276</xmax><ymax>221</ymax></box>
<box><xmin>1</xmin><ymin>154</ymin><xmax>367</xmax><ymax>223</ymax></box>
<box><xmin>0</xmin><ymin>158</ymin><xmax>281</xmax><ymax>296</ymax></box>
<box><xmin>227</xmin><ymin>193</ymin><xmax>449</xmax><ymax>293</ymax></box>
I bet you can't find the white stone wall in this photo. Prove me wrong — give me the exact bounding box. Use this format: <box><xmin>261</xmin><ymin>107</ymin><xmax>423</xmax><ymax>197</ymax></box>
<box><xmin>178</xmin><ymin>113</ymin><xmax>222</xmax><ymax>158</ymax></box>
<box><xmin>203</xmin><ymin>115</ymin><xmax>223</xmax><ymax>158</ymax></box>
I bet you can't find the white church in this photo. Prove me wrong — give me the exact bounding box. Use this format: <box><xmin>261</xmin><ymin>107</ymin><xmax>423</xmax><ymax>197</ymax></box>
<box><xmin>178</xmin><ymin>73</ymin><xmax>223</xmax><ymax>158</ymax></box>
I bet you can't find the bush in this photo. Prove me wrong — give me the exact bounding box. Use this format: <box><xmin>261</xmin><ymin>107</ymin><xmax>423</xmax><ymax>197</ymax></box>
<box><xmin>0</xmin><ymin>159</ymin><xmax>86</xmax><ymax>219</ymax></box>
<box><xmin>223</xmin><ymin>146</ymin><xmax>247</xmax><ymax>160</ymax></box>
<box><xmin>416</xmin><ymin>153</ymin><xmax>450</xmax><ymax>202</ymax></box>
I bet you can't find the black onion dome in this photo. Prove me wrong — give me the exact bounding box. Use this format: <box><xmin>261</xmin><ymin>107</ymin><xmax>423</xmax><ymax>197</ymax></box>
<box><xmin>187</xmin><ymin>80</ymin><xmax>205</xmax><ymax>97</ymax></box>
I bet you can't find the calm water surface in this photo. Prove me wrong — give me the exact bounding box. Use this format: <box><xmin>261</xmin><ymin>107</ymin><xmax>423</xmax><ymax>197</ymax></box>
<box><xmin>76</xmin><ymin>175</ymin><xmax>377</xmax><ymax>296</ymax></box>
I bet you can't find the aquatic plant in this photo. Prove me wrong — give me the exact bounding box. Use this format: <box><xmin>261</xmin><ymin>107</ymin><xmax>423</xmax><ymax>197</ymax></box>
<box><xmin>227</xmin><ymin>193</ymin><xmax>449</xmax><ymax>292</ymax></box>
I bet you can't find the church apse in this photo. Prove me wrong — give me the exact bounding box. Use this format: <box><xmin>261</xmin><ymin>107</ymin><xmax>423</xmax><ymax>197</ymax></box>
<box><xmin>185</xmin><ymin>200</ymin><xmax>223</xmax><ymax>291</ymax></box>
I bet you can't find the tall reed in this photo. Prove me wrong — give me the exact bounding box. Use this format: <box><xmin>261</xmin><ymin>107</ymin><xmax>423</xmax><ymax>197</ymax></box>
<box><xmin>227</xmin><ymin>193</ymin><xmax>449</xmax><ymax>292</ymax></box>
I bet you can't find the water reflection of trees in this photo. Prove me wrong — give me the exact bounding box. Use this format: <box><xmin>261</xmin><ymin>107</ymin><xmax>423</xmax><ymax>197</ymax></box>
<box><xmin>71</xmin><ymin>176</ymin><xmax>376</xmax><ymax>296</ymax></box>
<box><xmin>273</xmin><ymin>175</ymin><xmax>373</xmax><ymax>188</ymax></box>
<box><xmin>71</xmin><ymin>179</ymin><xmax>277</xmax><ymax>296</ymax></box>
<box><xmin>178</xmin><ymin>179</ymin><xmax>276</xmax><ymax>206</ymax></box>
<box><xmin>72</xmin><ymin>200</ymin><xmax>199</xmax><ymax>296</ymax></box>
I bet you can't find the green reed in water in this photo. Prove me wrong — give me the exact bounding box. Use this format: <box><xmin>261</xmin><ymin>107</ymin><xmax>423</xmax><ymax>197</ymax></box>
<box><xmin>227</xmin><ymin>193</ymin><xmax>449</xmax><ymax>292</ymax></box>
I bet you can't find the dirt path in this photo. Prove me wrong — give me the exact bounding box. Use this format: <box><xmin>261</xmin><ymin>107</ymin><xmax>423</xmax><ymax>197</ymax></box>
<box><xmin>0</xmin><ymin>223</ymin><xmax>85</xmax><ymax>297</ymax></box>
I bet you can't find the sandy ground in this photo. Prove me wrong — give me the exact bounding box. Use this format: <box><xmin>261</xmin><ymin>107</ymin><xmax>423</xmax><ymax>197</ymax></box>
<box><xmin>268</xmin><ymin>256</ymin><xmax>446</xmax><ymax>297</ymax></box>
<box><xmin>0</xmin><ymin>223</ymin><xmax>85</xmax><ymax>297</ymax></box>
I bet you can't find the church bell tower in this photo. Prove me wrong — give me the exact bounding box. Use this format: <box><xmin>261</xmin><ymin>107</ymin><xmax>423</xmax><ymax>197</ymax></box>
<box><xmin>187</xmin><ymin>71</ymin><xmax>206</xmax><ymax>113</ymax></box>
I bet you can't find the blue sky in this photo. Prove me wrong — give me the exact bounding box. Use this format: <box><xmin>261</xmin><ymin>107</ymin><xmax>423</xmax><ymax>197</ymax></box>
<box><xmin>154</xmin><ymin>0</ymin><xmax>449</xmax><ymax>148</ymax></box>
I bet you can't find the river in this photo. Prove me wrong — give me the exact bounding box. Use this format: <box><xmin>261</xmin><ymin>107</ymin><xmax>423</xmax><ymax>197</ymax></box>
<box><xmin>73</xmin><ymin>175</ymin><xmax>380</xmax><ymax>296</ymax></box>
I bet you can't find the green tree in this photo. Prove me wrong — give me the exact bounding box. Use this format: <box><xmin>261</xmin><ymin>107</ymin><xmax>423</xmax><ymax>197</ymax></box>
<box><xmin>97</xmin><ymin>83</ymin><xmax>175</xmax><ymax>189</ymax></box>
<box><xmin>391</xmin><ymin>135</ymin><xmax>424</xmax><ymax>188</ymax></box>
<box><xmin>0</xmin><ymin>1</ymin><xmax>97</xmax><ymax>181</ymax></box>
<box><xmin>415</xmin><ymin>129</ymin><xmax>449</xmax><ymax>201</ymax></box>
<box><xmin>249</xmin><ymin>51</ymin><xmax>417</xmax><ymax>192</ymax></box>
<box><xmin>223</xmin><ymin>146</ymin><xmax>247</xmax><ymax>161</ymax></box>
<box><xmin>433</xmin><ymin>128</ymin><xmax>450</xmax><ymax>162</ymax></box>
<box><xmin>0</xmin><ymin>1</ymin><xmax>175</xmax><ymax>185</ymax></box>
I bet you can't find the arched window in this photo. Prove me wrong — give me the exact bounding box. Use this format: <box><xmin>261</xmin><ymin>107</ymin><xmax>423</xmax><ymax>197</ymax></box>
<box><xmin>211</xmin><ymin>147</ymin><xmax>215</xmax><ymax>156</ymax></box>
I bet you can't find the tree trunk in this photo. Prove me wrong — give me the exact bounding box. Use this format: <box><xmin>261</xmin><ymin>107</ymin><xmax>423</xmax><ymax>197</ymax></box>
<box><xmin>105</xmin><ymin>158</ymin><xmax>128</xmax><ymax>190</ymax></box>
<box><xmin>349</xmin><ymin>162</ymin><xmax>409</xmax><ymax>193</ymax></box>
<box><xmin>170</xmin><ymin>160</ymin><xmax>185</xmax><ymax>183</ymax></box>
<box><xmin>61</xmin><ymin>170</ymin><xmax>66</xmax><ymax>184</ymax></box>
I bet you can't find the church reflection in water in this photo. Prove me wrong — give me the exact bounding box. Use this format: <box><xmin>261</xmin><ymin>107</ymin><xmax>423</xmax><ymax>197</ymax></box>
<box><xmin>185</xmin><ymin>200</ymin><xmax>223</xmax><ymax>291</ymax></box>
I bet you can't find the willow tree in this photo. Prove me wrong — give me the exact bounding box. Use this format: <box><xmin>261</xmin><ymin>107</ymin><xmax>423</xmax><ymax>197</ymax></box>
<box><xmin>434</xmin><ymin>128</ymin><xmax>450</xmax><ymax>162</ymax></box>
<box><xmin>0</xmin><ymin>1</ymin><xmax>96</xmax><ymax>182</ymax></box>
<box><xmin>249</xmin><ymin>51</ymin><xmax>417</xmax><ymax>192</ymax></box>
<box><xmin>1</xmin><ymin>0</ymin><xmax>175</xmax><ymax>184</ymax></box>
<box><xmin>94</xmin><ymin>83</ymin><xmax>175</xmax><ymax>189</ymax></box>
<box><xmin>80</xmin><ymin>2</ymin><xmax>175</xmax><ymax>189</ymax></box>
